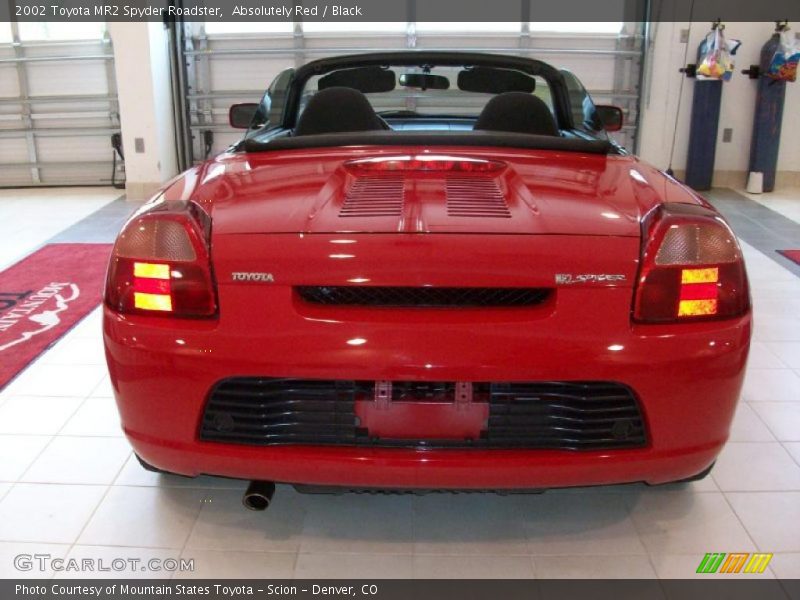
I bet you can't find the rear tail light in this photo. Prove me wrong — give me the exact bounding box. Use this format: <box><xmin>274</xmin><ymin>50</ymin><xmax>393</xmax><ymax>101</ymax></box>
<box><xmin>633</xmin><ymin>203</ymin><xmax>749</xmax><ymax>323</ymax></box>
<box><xmin>105</xmin><ymin>201</ymin><xmax>217</xmax><ymax>317</ymax></box>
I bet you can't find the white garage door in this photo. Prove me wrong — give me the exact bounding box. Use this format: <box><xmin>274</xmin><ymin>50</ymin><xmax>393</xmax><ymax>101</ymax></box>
<box><xmin>175</xmin><ymin>21</ymin><xmax>645</xmax><ymax>166</ymax></box>
<box><xmin>0</xmin><ymin>22</ymin><xmax>121</xmax><ymax>187</ymax></box>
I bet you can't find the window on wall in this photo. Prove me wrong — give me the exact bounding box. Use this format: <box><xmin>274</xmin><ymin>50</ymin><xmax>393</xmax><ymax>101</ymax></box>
<box><xmin>204</xmin><ymin>22</ymin><xmax>407</xmax><ymax>34</ymax></box>
<box><xmin>0</xmin><ymin>22</ymin><xmax>11</xmax><ymax>43</ymax></box>
<box><xmin>415</xmin><ymin>22</ymin><xmax>521</xmax><ymax>33</ymax></box>
<box><xmin>529</xmin><ymin>22</ymin><xmax>623</xmax><ymax>34</ymax></box>
<box><xmin>201</xmin><ymin>21</ymin><xmax>624</xmax><ymax>36</ymax></box>
<box><xmin>303</xmin><ymin>22</ymin><xmax>407</xmax><ymax>33</ymax></box>
<box><xmin>203</xmin><ymin>22</ymin><xmax>294</xmax><ymax>34</ymax></box>
<box><xmin>17</xmin><ymin>22</ymin><xmax>106</xmax><ymax>41</ymax></box>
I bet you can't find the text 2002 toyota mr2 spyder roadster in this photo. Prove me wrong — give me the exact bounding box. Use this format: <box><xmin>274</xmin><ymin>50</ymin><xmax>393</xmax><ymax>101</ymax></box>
<box><xmin>104</xmin><ymin>52</ymin><xmax>751</xmax><ymax>508</ymax></box>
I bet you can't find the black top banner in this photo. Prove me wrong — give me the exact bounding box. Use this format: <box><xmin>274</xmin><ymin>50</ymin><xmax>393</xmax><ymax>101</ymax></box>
<box><xmin>3</xmin><ymin>0</ymin><xmax>800</xmax><ymax>22</ymax></box>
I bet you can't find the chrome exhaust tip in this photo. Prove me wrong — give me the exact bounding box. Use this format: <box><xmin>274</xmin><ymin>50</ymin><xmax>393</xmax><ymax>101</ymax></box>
<box><xmin>242</xmin><ymin>481</ymin><xmax>276</xmax><ymax>511</ymax></box>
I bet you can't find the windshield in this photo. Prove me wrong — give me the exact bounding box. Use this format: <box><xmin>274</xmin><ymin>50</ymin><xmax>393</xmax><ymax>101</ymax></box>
<box><xmin>300</xmin><ymin>66</ymin><xmax>555</xmax><ymax>120</ymax></box>
<box><xmin>243</xmin><ymin>55</ymin><xmax>613</xmax><ymax>147</ymax></box>
<box><xmin>560</xmin><ymin>69</ymin><xmax>607</xmax><ymax>139</ymax></box>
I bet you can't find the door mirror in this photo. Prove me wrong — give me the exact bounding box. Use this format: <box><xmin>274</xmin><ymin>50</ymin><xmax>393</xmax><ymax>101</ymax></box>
<box><xmin>595</xmin><ymin>105</ymin><xmax>624</xmax><ymax>132</ymax></box>
<box><xmin>229</xmin><ymin>103</ymin><xmax>259</xmax><ymax>129</ymax></box>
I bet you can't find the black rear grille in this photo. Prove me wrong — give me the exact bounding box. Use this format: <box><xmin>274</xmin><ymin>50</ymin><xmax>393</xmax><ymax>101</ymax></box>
<box><xmin>485</xmin><ymin>382</ymin><xmax>646</xmax><ymax>449</ymax></box>
<box><xmin>200</xmin><ymin>379</ymin><xmax>646</xmax><ymax>451</ymax></box>
<box><xmin>200</xmin><ymin>379</ymin><xmax>367</xmax><ymax>445</ymax></box>
<box><xmin>296</xmin><ymin>286</ymin><xmax>550</xmax><ymax>308</ymax></box>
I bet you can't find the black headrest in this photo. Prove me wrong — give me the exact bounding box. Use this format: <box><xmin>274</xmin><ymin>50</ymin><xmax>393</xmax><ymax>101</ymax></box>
<box><xmin>474</xmin><ymin>92</ymin><xmax>559</xmax><ymax>137</ymax></box>
<box><xmin>294</xmin><ymin>87</ymin><xmax>388</xmax><ymax>136</ymax></box>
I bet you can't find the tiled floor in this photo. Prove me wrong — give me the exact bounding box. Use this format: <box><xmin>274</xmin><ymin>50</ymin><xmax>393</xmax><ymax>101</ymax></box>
<box><xmin>0</xmin><ymin>187</ymin><xmax>799</xmax><ymax>580</ymax></box>
<box><xmin>0</xmin><ymin>187</ymin><xmax>123</xmax><ymax>272</ymax></box>
<box><xmin>741</xmin><ymin>187</ymin><xmax>800</xmax><ymax>226</ymax></box>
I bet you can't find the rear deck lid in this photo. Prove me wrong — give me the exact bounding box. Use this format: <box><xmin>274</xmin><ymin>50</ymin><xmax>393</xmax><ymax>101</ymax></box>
<box><xmin>198</xmin><ymin>148</ymin><xmax>666</xmax><ymax>237</ymax></box>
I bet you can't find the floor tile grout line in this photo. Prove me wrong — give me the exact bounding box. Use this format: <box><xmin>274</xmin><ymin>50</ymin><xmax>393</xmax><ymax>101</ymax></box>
<box><xmin>11</xmin><ymin>380</ymin><xmax>108</xmax><ymax>483</ymax></box>
<box><xmin>781</xmin><ymin>442</ymin><xmax>800</xmax><ymax>469</ymax></box>
<box><xmin>746</xmin><ymin>404</ymin><xmax>800</xmax><ymax>444</ymax></box>
<box><xmin>60</xmin><ymin>446</ymin><xmax>134</xmax><ymax>561</ymax></box>
<box><xmin>709</xmin><ymin>188</ymin><xmax>800</xmax><ymax>279</ymax></box>
<box><xmin>719</xmin><ymin>489</ymin><xmax>768</xmax><ymax>554</ymax></box>
<box><xmin>175</xmin><ymin>488</ymin><xmax>218</xmax><ymax>579</ymax></box>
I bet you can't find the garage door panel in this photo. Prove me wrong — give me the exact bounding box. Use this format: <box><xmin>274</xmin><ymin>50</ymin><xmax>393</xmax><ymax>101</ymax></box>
<box><xmin>178</xmin><ymin>22</ymin><xmax>644</xmax><ymax>166</ymax></box>
<box><xmin>0</xmin><ymin>165</ymin><xmax>35</xmax><ymax>187</ymax></box>
<box><xmin>26</xmin><ymin>62</ymin><xmax>110</xmax><ymax>97</ymax></box>
<box><xmin>0</xmin><ymin>34</ymin><xmax>117</xmax><ymax>186</ymax></box>
<box><xmin>36</xmin><ymin>136</ymin><xmax>111</xmax><ymax>163</ymax></box>
<box><xmin>211</xmin><ymin>132</ymin><xmax>242</xmax><ymax>152</ymax></box>
<box><xmin>207</xmin><ymin>58</ymin><xmax>281</xmax><ymax>94</ymax></box>
<box><xmin>0</xmin><ymin>65</ymin><xmax>22</xmax><ymax>97</ymax></box>
<box><xmin>0</xmin><ymin>138</ymin><xmax>30</xmax><ymax>163</ymax></box>
<box><xmin>304</xmin><ymin>35</ymin><xmax>406</xmax><ymax>50</ymax></box>
<box><xmin>38</xmin><ymin>165</ymin><xmax>110</xmax><ymax>185</ymax></box>
<box><xmin>416</xmin><ymin>34</ymin><xmax>526</xmax><ymax>49</ymax></box>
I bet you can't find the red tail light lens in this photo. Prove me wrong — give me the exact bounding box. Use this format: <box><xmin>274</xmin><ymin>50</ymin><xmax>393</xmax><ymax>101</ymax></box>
<box><xmin>105</xmin><ymin>203</ymin><xmax>216</xmax><ymax>318</ymax></box>
<box><xmin>633</xmin><ymin>203</ymin><xmax>749</xmax><ymax>323</ymax></box>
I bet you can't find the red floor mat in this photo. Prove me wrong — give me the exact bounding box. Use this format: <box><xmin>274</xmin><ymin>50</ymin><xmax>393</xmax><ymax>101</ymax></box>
<box><xmin>0</xmin><ymin>244</ymin><xmax>112</xmax><ymax>390</ymax></box>
<box><xmin>777</xmin><ymin>250</ymin><xmax>800</xmax><ymax>266</ymax></box>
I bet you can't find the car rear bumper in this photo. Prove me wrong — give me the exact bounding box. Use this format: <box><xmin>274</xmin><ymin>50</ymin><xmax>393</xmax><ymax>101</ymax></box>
<box><xmin>128</xmin><ymin>431</ymin><xmax>723</xmax><ymax>489</ymax></box>
<box><xmin>104</xmin><ymin>305</ymin><xmax>750</xmax><ymax>488</ymax></box>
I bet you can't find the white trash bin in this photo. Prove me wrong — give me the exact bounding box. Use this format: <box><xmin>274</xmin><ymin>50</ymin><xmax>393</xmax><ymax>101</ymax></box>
<box><xmin>746</xmin><ymin>171</ymin><xmax>764</xmax><ymax>194</ymax></box>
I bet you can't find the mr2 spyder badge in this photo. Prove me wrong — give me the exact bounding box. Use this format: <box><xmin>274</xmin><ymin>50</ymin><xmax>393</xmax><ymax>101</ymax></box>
<box><xmin>555</xmin><ymin>274</ymin><xmax>627</xmax><ymax>285</ymax></box>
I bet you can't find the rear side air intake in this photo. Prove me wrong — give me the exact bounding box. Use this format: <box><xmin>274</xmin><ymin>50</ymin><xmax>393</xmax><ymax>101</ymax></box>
<box><xmin>339</xmin><ymin>174</ymin><xmax>405</xmax><ymax>217</ymax></box>
<box><xmin>446</xmin><ymin>175</ymin><xmax>511</xmax><ymax>218</ymax></box>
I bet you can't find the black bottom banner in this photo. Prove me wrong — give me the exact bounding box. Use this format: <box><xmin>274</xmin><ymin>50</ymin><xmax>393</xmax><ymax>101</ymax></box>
<box><xmin>5</xmin><ymin>580</ymin><xmax>800</xmax><ymax>600</ymax></box>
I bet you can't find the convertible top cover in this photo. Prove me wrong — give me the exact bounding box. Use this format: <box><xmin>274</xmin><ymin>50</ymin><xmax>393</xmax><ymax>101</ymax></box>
<box><xmin>243</xmin><ymin>130</ymin><xmax>612</xmax><ymax>154</ymax></box>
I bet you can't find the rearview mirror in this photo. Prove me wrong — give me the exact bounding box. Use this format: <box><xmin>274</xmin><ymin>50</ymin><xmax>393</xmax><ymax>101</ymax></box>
<box><xmin>595</xmin><ymin>105</ymin><xmax>623</xmax><ymax>132</ymax></box>
<box><xmin>399</xmin><ymin>73</ymin><xmax>450</xmax><ymax>91</ymax></box>
<box><xmin>229</xmin><ymin>103</ymin><xmax>259</xmax><ymax>129</ymax></box>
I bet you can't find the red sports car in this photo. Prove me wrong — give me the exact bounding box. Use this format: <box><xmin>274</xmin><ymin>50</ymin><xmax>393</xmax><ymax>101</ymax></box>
<box><xmin>103</xmin><ymin>52</ymin><xmax>751</xmax><ymax>509</ymax></box>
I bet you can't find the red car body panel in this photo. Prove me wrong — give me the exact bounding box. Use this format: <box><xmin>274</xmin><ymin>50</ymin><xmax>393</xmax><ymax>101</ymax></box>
<box><xmin>183</xmin><ymin>149</ymin><xmax>665</xmax><ymax>236</ymax></box>
<box><xmin>104</xmin><ymin>145</ymin><xmax>751</xmax><ymax>489</ymax></box>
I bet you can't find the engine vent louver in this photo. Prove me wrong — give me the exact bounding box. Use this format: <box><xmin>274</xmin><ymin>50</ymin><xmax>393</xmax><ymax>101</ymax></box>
<box><xmin>339</xmin><ymin>175</ymin><xmax>405</xmax><ymax>218</ymax></box>
<box><xmin>446</xmin><ymin>175</ymin><xmax>511</xmax><ymax>218</ymax></box>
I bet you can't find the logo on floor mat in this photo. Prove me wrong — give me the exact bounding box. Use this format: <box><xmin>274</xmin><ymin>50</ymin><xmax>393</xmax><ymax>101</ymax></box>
<box><xmin>0</xmin><ymin>283</ymin><xmax>80</xmax><ymax>352</ymax></box>
<box><xmin>696</xmin><ymin>552</ymin><xmax>773</xmax><ymax>574</ymax></box>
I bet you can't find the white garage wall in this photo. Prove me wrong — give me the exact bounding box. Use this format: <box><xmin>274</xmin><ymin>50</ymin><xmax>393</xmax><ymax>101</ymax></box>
<box><xmin>107</xmin><ymin>22</ymin><xmax>180</xmax><ymax>198</ymax></box>
<box><xmin>639</xmin><ymin>21</ymin><xmax>800</xmax><ymax>188</ymax></box>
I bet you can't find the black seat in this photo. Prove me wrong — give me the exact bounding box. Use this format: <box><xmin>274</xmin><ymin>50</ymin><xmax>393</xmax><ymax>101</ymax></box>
<box><xmin>294</xmin><ymin>87</ymin><xmax>388</xmax><ymax>136</ymax></box>
<box><xmin>474</xmin><ymin>92</ymin><xmax>559</xmax><ymax>136</ymax></box>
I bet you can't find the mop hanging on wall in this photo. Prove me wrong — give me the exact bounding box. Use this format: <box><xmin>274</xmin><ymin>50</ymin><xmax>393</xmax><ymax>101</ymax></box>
<box><xmin>743</xmin><ymin>21</ymin><xmax>798</xmax><ymax>193</ymax></box>
<box><xmin>682</xmin><ymin>21</ymin><xmax>741</xmax><ymax>191</ymax></box>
